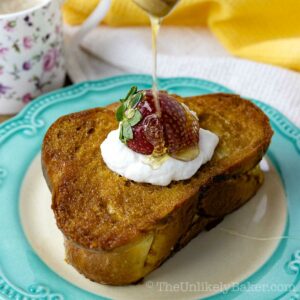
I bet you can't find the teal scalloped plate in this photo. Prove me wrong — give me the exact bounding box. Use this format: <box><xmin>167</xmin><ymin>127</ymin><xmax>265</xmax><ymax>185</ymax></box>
<box><xmin>0</xmin><ymin>75</ymin><xmax>300</xmax><ymax>300</ymax></box>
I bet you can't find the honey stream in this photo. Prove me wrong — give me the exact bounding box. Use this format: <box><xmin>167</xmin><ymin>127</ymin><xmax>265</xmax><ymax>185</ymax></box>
<box><xmin>132</xmin><ymin>0</ymin><xmax>180</xmax><ymax>117</ymax></box>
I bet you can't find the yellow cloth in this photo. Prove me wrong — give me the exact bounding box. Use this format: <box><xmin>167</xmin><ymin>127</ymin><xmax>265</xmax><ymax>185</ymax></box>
<box><xmin>63</xmin><ymin>0</ymin><xmax>300</xmax><ymax>71</ymax></box>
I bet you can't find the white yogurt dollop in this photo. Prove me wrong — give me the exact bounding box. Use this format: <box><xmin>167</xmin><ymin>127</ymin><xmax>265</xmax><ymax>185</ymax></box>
<box><xmin>100</xmin><ymin>128</ymin><xmax>219</xmax><ymax>186</ymax></box>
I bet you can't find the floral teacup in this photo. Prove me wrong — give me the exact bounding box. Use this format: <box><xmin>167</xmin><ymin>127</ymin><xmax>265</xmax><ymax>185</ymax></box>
<box><xmin>0</xmin><ymin>0</ymin><xmax>65</xmax><ymax>114</ymax></box>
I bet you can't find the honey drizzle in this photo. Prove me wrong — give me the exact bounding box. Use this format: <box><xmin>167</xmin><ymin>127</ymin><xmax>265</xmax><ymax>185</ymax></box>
<box><xmin>132</xmin><ymin>0</ymin><xmax>179</xmax><ymax>119</ymax></box>
<box><xmin>150</xmin><ymin>16</ymin><xmax>161</xmax><ymax>118</ymax></box>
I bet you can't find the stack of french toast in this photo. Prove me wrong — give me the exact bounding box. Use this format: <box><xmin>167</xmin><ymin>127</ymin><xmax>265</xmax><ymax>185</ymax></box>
<box><xmin>42</xmin><ymin>92</ymin><xmax>272</xmax><ymax>285</ymax></box>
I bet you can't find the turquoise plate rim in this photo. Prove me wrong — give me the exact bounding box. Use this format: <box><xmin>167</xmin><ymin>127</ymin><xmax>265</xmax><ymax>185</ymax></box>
<box><xmin>0</xmin><ymin>74</ymin><xmax>300</xmax><ymax>300</ymax></box>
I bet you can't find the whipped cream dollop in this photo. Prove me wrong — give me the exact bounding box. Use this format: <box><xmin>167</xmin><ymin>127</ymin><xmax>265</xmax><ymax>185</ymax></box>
<box><xmin>100</xmin><ymin>128</ymin><xmax>219</xmax><ymax>186</ymax></box>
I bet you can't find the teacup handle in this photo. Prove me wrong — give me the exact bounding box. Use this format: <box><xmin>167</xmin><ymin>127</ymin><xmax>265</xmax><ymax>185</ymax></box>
<box><xmin>63</xmin><ymin>0</ymin><xmax>112</xmax><ymax>82</ymax></box>
<box><xmin>73</xmin><ymin>0</ymin><xmax>111</xmax><ymax>43</ymax></box>
<box><xmin>58</xmin><ymin>0</ymin><xmax>111</xmax><ymax>43</ymax></box>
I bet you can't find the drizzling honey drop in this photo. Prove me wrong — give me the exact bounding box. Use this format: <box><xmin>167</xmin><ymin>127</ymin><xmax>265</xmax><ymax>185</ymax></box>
<box><xmin>150</xmin><ymin>16</ymin><xmax>161</xmax><ymax>118</ymax></box>
<box><xmin>132</xmin><ymin>0</ymin><xmax>180</xmax><ymax>119</ymax></box>
<box><xmin>131</xmin><ymin>0</ymin><xmax>201</xmax><ymax>164</ymax></box>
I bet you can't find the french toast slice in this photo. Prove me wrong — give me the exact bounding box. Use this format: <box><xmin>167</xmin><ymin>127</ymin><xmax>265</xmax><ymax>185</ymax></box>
<box><xmin>42</xmin><ymin>93</ymin><xmax>273</xmax><ymax>285</ymax></box>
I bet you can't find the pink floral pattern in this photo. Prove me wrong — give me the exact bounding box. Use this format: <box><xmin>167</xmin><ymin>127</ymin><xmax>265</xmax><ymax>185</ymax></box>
<box><xmin>23</xmin><ymin>37</ymin><xmax>33</xmax><ymax>49</ymax></box>
<box><xmin>22</xmin><ymin>61</ymin><xmax>31</xmax><ymax>71</ymax></box>
<box><xmin>0</xmin><ymin>84</ymin><xmax>10</xmax><ymax>95</ymax></box>
<box><xmin>4</xmin><ymin>21</ymin><xmax>16</xmax><ymax>32</ymax></box>
<box><xmin>0</xmin><ymin>48</ymin><xmax>8</xmax><ymax>57</ymax></box>
<box><xmin>43</xmin><ymin>48</ymin><xmax>59</xmax><ymax>72</ymax></box>
<box><xmin>22</xmin><ymin>93</ymin><xmax>33</xmax><ymax>104</ymax></box>
<box><xmin>0</xmin><ymin>0</ymin><xmax>65</xmax><ymax>110</ymax></box>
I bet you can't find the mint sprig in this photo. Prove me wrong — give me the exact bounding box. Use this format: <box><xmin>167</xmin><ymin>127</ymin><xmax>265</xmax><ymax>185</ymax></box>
<box><xmin>116</xmin><ymin>86</ymin><xmax>144</xmax><ymax>143</ymax></box>
<box><xmin>128</xmin><ymin>110</ymin><xmax>142</xmax><ymax>126</ymax></box>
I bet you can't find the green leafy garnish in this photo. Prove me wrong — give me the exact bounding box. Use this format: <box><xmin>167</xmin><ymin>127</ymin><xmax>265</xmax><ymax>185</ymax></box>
<box><xmin>119</xmin><ymin>121</ymin><xmax>134</xmax><ymax>143</ymax></box>
<box><xmin>128</xmin><ymin>110</ymin><xmax>142</xmax><ymax>126</ymax></box>
<box><xmin>125</xmin><ymin>86</ymin><xmax>137</xmax><ymax>99</ymax></box>
<box><xmin>116</xmin><ymin>104</ymin><xmax>126</xmax><ymax>122</ymax></box>
<box><xmin>116</xmin><ymin>86</ymin><xmax>144</xmax><ymax>143</ymax></box>
<box><xmin>121</xmin><ymin>121</ymin><xmax>133</xmax><ymax>142</ymax></box>
<box><xmin>130</xmin><ymin>93</ymin><xmax>143</xmax><ymax>108</ymax></box>
<box><xmin>125</xmin><ymin>108</ymin><xmax>135</xmax><ymax>119</ymax></box>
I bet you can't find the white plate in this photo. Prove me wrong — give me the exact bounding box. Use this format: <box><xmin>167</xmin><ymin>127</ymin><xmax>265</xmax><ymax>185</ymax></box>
<box><xmin>20</xmin><ymin>154</ymin><xmax>287</xmax><ymax>300</ymax></box>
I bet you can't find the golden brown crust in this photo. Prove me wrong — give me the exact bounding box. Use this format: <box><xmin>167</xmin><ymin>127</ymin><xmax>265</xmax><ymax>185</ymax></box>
<box><xmin>42</xmin><ymin>93</ymin><xmax>273</xmax><ymax>251</ymax></box>
<box><xmin>64</xmin><ymin>166</ymin><xmax>263</xmax><ymax>285</ymax></box>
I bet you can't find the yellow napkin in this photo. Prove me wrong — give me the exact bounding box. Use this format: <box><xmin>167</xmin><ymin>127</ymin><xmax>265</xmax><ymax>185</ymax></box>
<box><xmin>63</xmin><ymin>0</ymin><xmax>300</xmax><ymax>71</ymax></box>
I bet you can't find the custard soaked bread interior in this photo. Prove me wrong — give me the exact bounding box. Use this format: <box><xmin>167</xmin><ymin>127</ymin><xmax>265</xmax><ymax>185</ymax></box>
<box><xmin>42</xmin><ymin>93</ymin><xmax>273</xmax><ymax>285</ymax></box>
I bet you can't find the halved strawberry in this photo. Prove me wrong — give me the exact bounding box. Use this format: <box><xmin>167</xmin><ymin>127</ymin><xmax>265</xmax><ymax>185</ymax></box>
<box><xmin>116</xmin><ymin>87</ymin><xmax>200</xmax><ymax>161</ymax></box>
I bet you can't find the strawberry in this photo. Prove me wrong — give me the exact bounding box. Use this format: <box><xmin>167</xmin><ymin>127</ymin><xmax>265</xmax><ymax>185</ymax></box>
<box><xmin>116</xmin><ymin>86</ymin><xmax>200</xmax><ymax>160</ymax></box>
